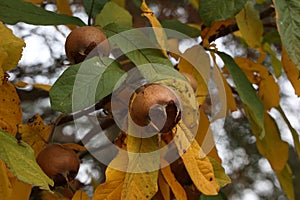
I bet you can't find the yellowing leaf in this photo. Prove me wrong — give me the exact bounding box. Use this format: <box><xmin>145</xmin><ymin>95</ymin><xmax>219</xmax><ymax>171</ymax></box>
<box><xmin>0</xmin><ymin>80</ymin><xmax>22</xmax><ymax>136</ymax></box>
<box><xmin>263</xmin><ymin>42</ymin><xmax>282</xmax><ymax>77</ymax></box>
<box><xmin>276</xmin><ymin>164</ymin><xmax>295</xmax><ymax>200</ymax></box>
<box><xmin>282</xmin><ymin>47</ymin><xmax>300</xmax><ymax>96</ymax></box>
<box><xmin>0</xmin><ymin>21</ymin><xmax>25</xmax><ymax>71</ymax></box>
<box><xmin>158</xmin><ymin>171</ymin><xmax>171</xmax><ymax>200</ymax></box>
<box><xmin>208</xmin><ymin>157</ymin><xmax>231</xmax><ymax>188</ymax></box>
<box><xmin>160</xmin><ymin>160</ymin><xmax>187</xmax><ymax>200</ymax></box>
<box><xmin>14</xmin><ymin>81</ymin><xmax>28</xmax><ymax>88</ymax></box>
<box><xmin>0</xmin><ymin>128</ymin><xmax>54</xmax><ymax>190</ymax></box>
<box><xmin>18</xmin><ymin>114</ymin><xmax>52</xmax><ymax>157</ymax></box>
<box><xmin>256</xmin><ymin>113</ymin><xmax>289</xmax><ymax>172</ymax></box>
<box><xmin>178</xmin><ymin>45</ymin><xmax>209</xmax><ymax>105</ymax></box>
<box><xmin>235</xmin><ymin>1</ymin><xmax>263</xmax><ymax>48</ymax></box>
<box><xmin>141</xmin><ymin>0</ymin><xmax>168</xmax><ymax>57</ymax></box>
<box><xmin>0</xmin><ymin>160</ymin><xmax>12</xmax><ymax>199</ymax></box>
<box><xmin>173</xmin><ymin>122</ymin><xmax>219</xmax><ymax>195</ymax></box>
<box><xmin>72</xmin><ymin>190</ymin><xmax>90</xmax><ymax>200</ymax></box>
<box><xmin>56</xmin><ymin>0</ymin><xmax>76</xmax><ymax>30</ymax></box>
<box><xmin>167</xmin><ymin>38</ymin><xmax>181</xmax><ymax>60</ymax></box>
<box><xmin>111</xmin><ymin>0</ymin><xmax>125</xmax><ymax>7</ymax></box>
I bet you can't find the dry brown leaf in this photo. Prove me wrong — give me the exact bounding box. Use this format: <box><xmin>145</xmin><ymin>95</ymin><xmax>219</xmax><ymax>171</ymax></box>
<box><xmin>62</xmin><ymin>143</ymin><xmax>86</xmax><ymax>152</ymax></box>
<box><xmin>0</xmin><ymin>80</ymin><xmax>22</xmax><ymax>136</ymax></box>
<box><xmin>17</xmin><ymin>114</ymin><xmax>52</xmax><ymax>157</ymax></box>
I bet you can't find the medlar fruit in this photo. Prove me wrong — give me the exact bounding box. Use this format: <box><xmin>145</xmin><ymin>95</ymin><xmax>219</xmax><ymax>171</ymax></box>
<box><xmin>129</xmin><ymin>84</ymin><xmax>181</xmax><ymax>133</ymax></box>
<box><xmin>36</xmin><ymin>144</ymin><xmax>80</xmax><ymax>186</ymax></box>
<box><xmin>65</xmin><ymin>26</ymin><xmax>110</xmax><ymax>64</ymax></box>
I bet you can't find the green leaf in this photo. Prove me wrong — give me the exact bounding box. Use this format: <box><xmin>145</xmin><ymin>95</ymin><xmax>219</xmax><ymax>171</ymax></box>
<box><xmin>0</xmin><ymin>128</ymin><xmax>53</xmax><ymax>191</ymax></box>
<box><xmin>50</xmin><ymin>57</ymin><xmax>125</xmax><ymax>113</ymax></box>
<box><xmin>161</xmin><ymin>20</ymin><xmax>201</xmax><ymax>38</ymax></box>
<box><xmin>199</xmin><ymin>0</ymin><xmax>247</xmax><ymax>26</ymax></box>
<box><xmin>263</xmin><ymin>31</ymin><xmax>281</xmax><ymax>45</ymax></box>
<box><xmin>103</xmin><ymin>23</ymin><xmax>174</xmax><ymax>77</ymax></box>
<box><xmin>217</xmin><ymin>51</ymin><xmax>265</xmax><ymax>138</ymax></box>
<box><xmin>0</xmin><ymin>0</ymin><xmax>85</xmax><ymax>26</ymax></box>
<box><xmin>273</xmin><ymin>0</ymin><xmax>300</xmax><ymax>70</ymax></box>
<box><xmin>83</xmin><ymin>0</ymin><xmax>108</xmax><ymax>19</ymax></box>
<box><xmin>200</xmin><ymin>191</ymin><xmax>228</xmax><ymax>200</ymax></box>
<box><xmin>95</xmin><ymin>1</ymin><xmax>132</xmax><ymax>28</ymax></box>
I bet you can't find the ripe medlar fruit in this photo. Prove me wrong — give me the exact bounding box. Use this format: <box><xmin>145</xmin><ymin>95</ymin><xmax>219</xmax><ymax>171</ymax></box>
<box><xmin>36</xmin><ymin>144</ymin><xmax>80</xmax><ymax>186</ymax></box>
<box><xmin>65</xmin><ymin>26</ymin><xmax>110</xmax><ymax>64</ymax></box>
<box><xmin>129</xmin><ymin>84</ymin><xmax>181</xmax><ymax>133</ymax></box>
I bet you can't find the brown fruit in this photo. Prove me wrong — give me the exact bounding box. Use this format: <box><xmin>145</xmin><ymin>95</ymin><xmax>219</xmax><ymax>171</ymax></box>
<box><xmin>181</xmin><ymin>72</ymin><xmax>198</xmax><ymax>92</ymax></box>
<box><xmin>129</xmin><ymin>84</ymin><xmax>181</xmax><ymax>133</ymax></box>
<box><xmin>36</xmin><ymin>144</ymin><xmax>80</xmax><ymax>185</ymax></box>
<box><xmin>65</xmin><ymin>26</ymin><xmax>110</xmax><ymax>64</ymax></box>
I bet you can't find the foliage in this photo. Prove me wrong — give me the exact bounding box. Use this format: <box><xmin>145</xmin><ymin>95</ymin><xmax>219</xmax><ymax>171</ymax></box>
<box><xmin>0</xmin><ymin>0</ymin><xmax>300</xmax><ymax>199</ymax></box>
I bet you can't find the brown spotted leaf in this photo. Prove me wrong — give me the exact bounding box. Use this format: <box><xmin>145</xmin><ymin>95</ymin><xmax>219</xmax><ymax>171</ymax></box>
<box><xmin>173</xmin><ymin>121</ymin><xmax>219</xmax><ymax>195</ymax></box>
<box><xmin>0</xmin><ymin>80</ymin><xmax>22</xmax><ymax>136</ymax></box>
<box><xmin>17</xmin><ymin>114</ymin><xmax>52</xmax><ymax>157</ymax></box>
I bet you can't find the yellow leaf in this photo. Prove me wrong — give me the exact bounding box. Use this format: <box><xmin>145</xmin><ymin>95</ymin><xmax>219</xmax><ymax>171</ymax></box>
<box><xmin>178</xmin><ymin>45</ymin><xmax>209</xmax><ymax>105</ymax></box>
<box><xmin>33</xmin><ymin>83</ymin><xmax>52</xmax><ymax>91</ymax></box>
<box><xmin>160</xmin><ymin>161</ymin><xmax>187</xmax><ymax>200</ymax></box>
<box><xmin>282</xmin><ymin>47</ymin><xmax>300</xmax><ymax>96</ymax></box>
<box><xmin>173</xmin><ymin>122</ymin><xmax>219</xmax><ymax>195</ymax></box>
<box><xmin>62</xmin><ymin>143</ymin><xmax>86</xmax><ymax>152</ymax></box>
<box><xmin>201</xmin><ymin>19</ymin><xmax>233</xmax><ymax>48</ymax></box>
<box><xmin>235</xmin><ymin>1</ymin><xmax>263</xmax><ymax>48</ymax></box>
<box><xmin>256</xmin><ymin>113</ymin><xmax>289</xmax><ymax>172</ymax></box>
<box><xmin>72</xmin><ymin>190</ymin><xmax>90</xmax><ymax>200</ymax></box>
<box><xmin>0</xmin><ymin>47</ymin><xmax>8</xmax><ymax>84</ymax></box>
<box><xmin>0</xmin><ymin>160</ymin><xmax>12</xmax><ymax>200</ymax></box>
<box><xmin>8</xmin><ymin>176</ymin><xmax>32</xmax><ymax>200</ymax></box>
<box><xmin>0</xmin><ymin>80</ymin><xmax>22</xmax><ymax>136</ymax></box>
<box><xmin>18</xmin><ymin>114</ymin><xmax>52</xmax><ymax>157</ymax></box>
<box><xmin>140</xmin><ymin>0</ymin><xmax>168</xmax><ymax>57</ymax></box>
<box><xmin>0</xmin><ymin>21</ymin><xmax>25</xmax><ymax>71</ymax></box>
<box><xmin>93</xmin><ymin>150</ymin><xmax>127</xmax><ymax>200</ymax></box>
<box><xmin>208</xmin><ymin>157</ymin><xmax>231</xmax><ymax>188</ymax></box>
<box><xmin>195</xmin><ymin>108</ymin><xmax>221</xmax><ymax>163</ymax></box>
<box><xmin>14</xmin><ymin>81</ymin><xmax>28</xmax><ymax>88</ymax></box>
<box><xmin>276</xmin><ymin>164</ymin><xmax>295</xmax><ymax>200</ymax></box>
<box><xmin>56</xmin><ymin>0</ymin><xmax>76</xmax><ymax>30</ymax></box>
<box><xmin>157</xmin><ymin>171</ymin><xmax>171</xmax><ymax>200</ymax></box>
<box><xmin>122</xmin><ymin>134</ymin><xmax>159</xmax><ymax>200</ymax></box>
<box><xmin>258</xmin><ymin>75</ymin><xmax>280</xmax><ymax>110</ymax></box>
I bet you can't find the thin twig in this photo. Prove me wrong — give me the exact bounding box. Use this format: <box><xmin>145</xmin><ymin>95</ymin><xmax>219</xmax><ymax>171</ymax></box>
<box><xmin>88</xmin><ymin>0</ymin><xmax>95</xmax><ymax>26</ymax></box>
